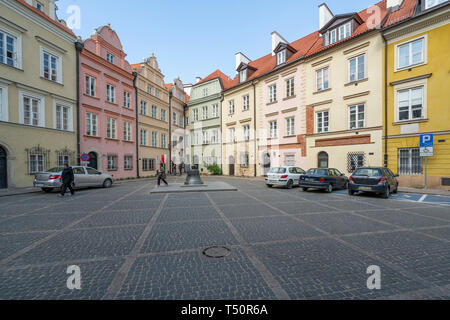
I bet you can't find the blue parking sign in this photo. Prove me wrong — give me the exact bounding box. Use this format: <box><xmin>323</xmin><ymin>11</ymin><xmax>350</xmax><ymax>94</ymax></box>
<box><xmin>420</xmin><ymin>134</ymin><xmax>434</xmax><ymax>148</ymax></box>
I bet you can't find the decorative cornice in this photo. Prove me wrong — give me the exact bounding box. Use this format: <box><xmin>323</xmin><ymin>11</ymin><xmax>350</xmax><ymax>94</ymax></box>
<box><xmin>281</xmin><ymin>107</ymin><xmax>298</xmax><ymax>114</ymax></box>
<box><xmin>343</xmin><ymin>91</ymin><xmax>371</xmax><ymax>100</ymax></box>
<box><xmin>343</xmin><ymin>41</ymin><xmax>370</xmax><ymax>55</ymax></box>
<box><xmin>311</xmin><ymin>99</ymin><xmax>333</xmax><ymax>107</ymax></box>
<box><xmin>239</xmin><ymin>118</ymin><xmax>252</xmax><ymax>124</ymax></box>
<box><xmin>35</xmin><ymin>36</ymin><xmax>67</xmax><ymax>54</ymax></box>
<box><xmin>311</xmin><ymin>56</ymin><xmax>333</xmax><ymax>67</ymax></box>
<box><xmin>389</xmin><ymin>73</ymin><xmax>432</xmax><ymax>86</ymax></box>
<box><xmin>265</xmin><ymin>112</ymin><xmax>279</xmax><ymax>117</ymax></box>
<box><xmin>0</xmin><ymin>16</ymin><xmax>27</xmax><ymax>33</ymax></box>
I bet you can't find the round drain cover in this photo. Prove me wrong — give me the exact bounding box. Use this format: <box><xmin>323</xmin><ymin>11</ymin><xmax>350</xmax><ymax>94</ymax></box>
<box><xmin>203</xmin><ymin>246</ymin><xmax>231</xmax><ymax>258</ymax></box>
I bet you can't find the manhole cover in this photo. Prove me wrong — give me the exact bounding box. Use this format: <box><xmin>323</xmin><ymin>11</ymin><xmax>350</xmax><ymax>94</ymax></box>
<box><xmin>202</xmin><ymin>246</ymin><xmax>231</xmax><ymax>258</ymax></box>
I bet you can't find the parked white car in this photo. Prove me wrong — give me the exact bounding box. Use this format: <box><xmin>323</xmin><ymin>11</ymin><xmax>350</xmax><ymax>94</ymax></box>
<box><xmin>265</xmin><ymin>166</ymin><xmax>306</xmax><ymax>189</ymax></box>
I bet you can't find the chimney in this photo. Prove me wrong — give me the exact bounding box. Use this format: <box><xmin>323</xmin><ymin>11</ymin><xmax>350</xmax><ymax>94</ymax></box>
<box><xmin>271</xmin><ymin>32</ymin><xmax>288</xmax><ymax>56</ymax></box>
<box><xmin>49</xmin><ymin>0</ymin><xmax>57</xmax><ymax>20</ymax></box>
<box><xmin>319</xmin><ymin>3</ymin><xmax>334</xmax><ymax>30</ymax></box>
<box><xmin>196</xmin><ymin>77</ymin><xmax>202</xmax><ymax>83</ymax></box>
<box><xmin>387</xmin><ymin>0</ymin><xmax>404</xmax><ymax>11</ymax></box>
<box><xmin>235</xmin><ymin>52</ymin><xmax>251</xmax><ymax>73</ymax></box>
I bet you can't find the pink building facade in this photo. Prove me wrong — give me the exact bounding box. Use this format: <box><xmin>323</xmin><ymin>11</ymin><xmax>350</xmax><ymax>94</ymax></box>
<box><xmin>78</xmin><ymin>25</ymin><xmax>137</xmax><ymax>179</ymax></box>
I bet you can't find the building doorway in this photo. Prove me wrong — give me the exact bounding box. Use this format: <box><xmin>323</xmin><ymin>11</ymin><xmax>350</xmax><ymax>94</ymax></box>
<box><xmin>262</xmin><ymin>152</ymin><xmax>271</xmax><ymax>175</ymax></box>
<box><xmin>88</xmin><ymin>152</ymin><xmax>98</xmax><ymax>169</ymax></box>
<box><xmin>0</xmin><ymin>146</ymin><xmax>7</xmax><ymax>189</ymax></box>
<box><xmin>229</xmin><ymin>156</ymin><xmax>235</xmax><ymax>176</ymax></box>
<box><xmin>318</xmin><ymin>152</ymin><xmax>329</xmax><ymax>168</ymax></box>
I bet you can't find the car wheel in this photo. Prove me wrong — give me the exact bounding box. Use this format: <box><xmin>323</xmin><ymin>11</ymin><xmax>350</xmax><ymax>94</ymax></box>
<box><xmin>326</xmin><ymin>184</ymin><xmax>333</xmax><ymax>193</ymax></box>
<box><xmin>42</xmin><ymin>188</ymin><xmax>54</xmax><ymax>193</ymax></box>
<box><xmin>348</xmin><ymin>189</ymin><xmax>355</xmax><ymax>196</ymax></box>
<box><xmin>267</xmin><ymin>184</ymin><xmax>273</xmax><ymax>188</ymax></box>
<box><xmin>382</xmin><ymin>186</ymin><xmax>390</xmax><ymax>199</ymax></box>
<box><xmin>392</xmin><ymin>186</ymin><xmax>398</xmax><ymax>194</ymax></box>
<box><xmin>103</xmin><ymin>179</ymin><xmax>113</xmax><ymax>188</ymax></box>
<box><xmin>286</xmin><ymin>180</ymin><xmax>293</xmax><ymax>189</ymax></box>
<box><xmin>302</xmin><ymin>188</ymin><xmax>309</xmax><ymax>192</ymax></box>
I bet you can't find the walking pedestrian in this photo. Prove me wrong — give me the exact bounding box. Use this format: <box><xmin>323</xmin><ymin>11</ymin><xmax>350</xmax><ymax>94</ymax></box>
<box><xmin>58</xmin><ymin>164</ymin><xmax>75</xmax><ymax>197</ymax></box>
<box><xmin>179</xmin><ymin>163</ymin><xmax>183</xmax><ymax>176</ymax></box>
<box><xmin>157</xmin><ymin>165</ymin><xmax>168</xmax><ymax>187</ymax></box>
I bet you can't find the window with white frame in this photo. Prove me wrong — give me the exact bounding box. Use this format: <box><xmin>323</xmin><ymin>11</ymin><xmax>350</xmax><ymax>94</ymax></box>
<box><xmin>243</xmin><ymin>95</ymin><xmax>250</xmax><ymax>111</ymax></box>
<box><xmin>106</xmin><ymin>118</ymin><xmax>117</xmax><ymax>139</ymax></box>
<box><xmin>243</xmin><ymin>125</ymin><xmax>250</xmax><ymax>141</ymax></box>
<box><xmin>349</xmin><ymin>54</ymin><xmax>365</xmax><ymax>82</ymax></box>
<box><xmin>349</xmin><ymin>104</ymin><xmax>365</xmax><ymax>129</ymax></box>
<box><xmin>286</xmin><ymin>117</ymin><xmax>295</xmax><ymax>136</ymax></box>
<box><xmin>107</xmin><ymin>155</ymin><xmax>117</xmax><ymax>170</ymax></box>
<box><xmin>123</xmin><ymin>91</ymin><xmax>131</xmax><ymax>108</ymax></box>
<box><xmin>106</xmin><ymin>84</ymin><xmax>116</xmax><ymax>103</ymax></box>
<box><xmin>29</xmin><ymin>154</ymin><xmax>44</xmax><ymax>174</ymax></box>
<box><xmin>202</xmin><ymin>106</ymin><xmax>208</xmax><ymax>120</ymax></box>
<box><xmin>140</xmin><ymin>101</ymin><xmax>147</xmax><ymax>115</ymax></box>
<box><xmin>193</xmin><ymin>109</ymin><xmax>199</xmax><ymax>122</ymax></box>
<box><xmin>202</xmin><ymin>88</ymin><xmax>208</xmax><ymax>97</ymax></box>
<box><xmin>41</xmin><ymin>49</ymin><xmax>61</xmax><ymax>82</ymax></box>
<box><xmin>173</xmin><ymin>112</ymin><xmax>177</xmax><ymax>125</ymax></box>
<box><xmin>22</xmin><ymin>94</ymin><xmax>43</xmax><ymax>127</ymax></box>
<box><xmin>86</xmin><ymin>112</ymin><xmax>97</xmax><ymax>136</ymax></box>
<box><xmin>211</xmin><ymin>129</ymin><xmax>219</xmax><ymax>143</ymax></box>
<box><xmin>202</xmin><ymin>131</ymin><xmax>209</xmax><ymax>144</ymax></box>
<box><xmin>240</xmin><ymin>153</ymin><xmax>249</xmax><ymax>168</ymax></box>
<box><xmin>338</xmin><ymin>22</ymin><xmax>352</xmax><ymax>41</ymax></box>
<box><xmin>155</xmin><ymin>89</ymin><xmax>160</xmax><ymax>98</ymax></box>
<box><xmin>179</xmin><ymin>115</ymin><xmax>184</xmax><ymax>127</ymax></box>
<box><xmin>161</xmin><ymin>109</ymin><xmax>166</xmax><ymax>122</ymax></box>
<box><xmin>55</xmin><ymin>104</ymin><xmax>70</xmax><ymax>131</ymax></box>
<box><xmin>106</xmin><ymin>52</ymin><xmax>114</xmax><ymax>64</ymax></box>
<box><xmin>316</xmin><ymin>67</ymin><xmax>329</xmax><ymax>91</ymax></box>
<box><xmin>398</xmin><ymin>87</ymin><xmax>424</xmax><ymax>121</ymax></box>
<box><xmin>269</xmin><ymin>121</ymin><xmax>278</xmax><ymax>138</ymax></box>
<box><xmin>0</xmin><ymin>86</ymin><xmax>8</xmax><ymax>121</ymax></box>
<box><xmin>277</xmin><ymin>50</ymin><xmax>286</xmax><ymax>65</ymax></box>
<box><xmin>330</xmin><ymin>29</ymin><xmax>337</xmax><ymax>44</ymax></box>
<box><xmin>425</xmin><ymin>0</ymin><xmax>447</xmax><ymax>10</ymax></box>
<box><xmin>85</xmin><ymin>75</ymin><xmax>96</xmax><ymax>97</ymax></box>
<box><xmin>140</xmin><ymin>129</ymin><xmax>148</xmax><ymax>146</ymax></box>
<box><xmin>161</xmin><ymin>133</ymin><xmax>167</xmax><ymax>148</ymax></box>
<box><xmin>399</xmin><ymin>148</ymin><xmax>422</xmax><ymax>175</ymax></box>
<box><xmin>123</xmin><ymin>121</ymin><xmax>132</xmax><ymax>141</ymax></box>
<box><xmin>124</xmin><ymin>155</ymin><xmax>132</xmax><ymax>170</ymax></box>
<box><xmin>152</xmin><ymin>131</ymin><xmax>158</xmax><ymax>147</ymax></box>
<box><xmin>229</xmin><ymin>128</ymin><xmax>235</xmax><ymax>143</ymax></box>
<box><xmin>229</xmin><ymin>100</ymin><xmax>235</xmax><ymax>115</ymax></box>
<box><xmin>212</xmin><ymin>103</ymin><xmax>219</xmax><ymax>117</ymax></box>
<box><xmin>398</xmin><ymin>38</ymin><xmax>424</xmax><ymax>69</ymax></box>
<box><xmin>285</xmin><ymin>155</ymin><xmax>295</xmax><ymax>166</ymax></box>
<box><xmin>316</xmin><ymin>111</ymin><xmax>329</xmax><ymax>133</ymax></box>
<box><xmin>152</xmin><ymin>105</ymin><xmax>157</xmax><ymax>118</ymax></box>
<box><xmin>0</xmin><ymin>29</ymin><xmax>19</xmax><ymax>67</ymax></box>
<box><xmin>194</xmin><ymin>132</ymin><xmax>200</xmax><ymax>145</ymax></box>
<box><xmin>239</xmin><ymin>70</ymin><xmax>247</xmax><ymax>83</ymax></box>
<box><xmin>147</xmin><ymin>85</ymin><xmax>152</xmax><ymax>94</ymax></box>
<box><xmin>269</xmin><ymin>85</ymin><xmax>277</xmax><ymax>103</ymax></box>
<box><xmin>58</xmin><ymin>154</ymin><xmax>70</xmax><ymax>167</ymax></box>
<box><xmin>286</xmin><ymin>78</ymin><xmax>295</xmax><ymax>98</ymax></box>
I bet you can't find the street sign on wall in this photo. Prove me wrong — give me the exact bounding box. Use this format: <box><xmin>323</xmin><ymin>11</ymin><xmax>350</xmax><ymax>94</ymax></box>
<box><xmin>420</xmin><ymin>134</ymin><xmax>434</xmax><ymax>157</ymax></box>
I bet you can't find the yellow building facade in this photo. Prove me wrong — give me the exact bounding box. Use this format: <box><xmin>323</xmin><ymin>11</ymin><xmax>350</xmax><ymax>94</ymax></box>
<box><xmin>383</xmin><ymin>3</ymin><xmax>450</xmax><ymax>189</ymax></box>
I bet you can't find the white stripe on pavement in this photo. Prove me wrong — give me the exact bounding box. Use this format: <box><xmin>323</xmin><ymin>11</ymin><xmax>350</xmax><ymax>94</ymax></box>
<box><xmin>419</xmin><ymin>195</ymin><xmax>427</xmax><ymax>203</ymax></box>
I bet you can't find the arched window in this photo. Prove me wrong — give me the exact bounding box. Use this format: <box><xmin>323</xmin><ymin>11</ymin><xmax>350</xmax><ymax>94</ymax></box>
<box><xmin>318</xmin><ymin>152</ymin><xmax>329</xmax><ymax>168</ymax></box>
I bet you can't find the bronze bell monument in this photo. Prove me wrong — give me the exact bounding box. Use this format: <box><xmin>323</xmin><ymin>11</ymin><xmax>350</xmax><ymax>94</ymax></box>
<box><xmin>185</xmin><ymin>165</ymin><xmax>204</xmax><ymax>185</ymax></box>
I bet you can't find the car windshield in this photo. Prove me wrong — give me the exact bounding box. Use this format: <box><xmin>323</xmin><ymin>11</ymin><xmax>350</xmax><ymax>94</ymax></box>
<box><xmin>354</xmin><ymin>168</ymin><xmax>382</xmax><ymax>177</ymax></box>
<box><xmin>307</xmin><ymin>169</ymin><xmax>328</xmax><ymax>175</ymax></box>
<box><xmin>270</xmin><ymin>167</ymin><xmax>287</xmax><ymax>174</ymax></box>
<box><xmin>47</xmin><ymin>168</ymin><xmax>64</xmax><ymax>173</ymax></box>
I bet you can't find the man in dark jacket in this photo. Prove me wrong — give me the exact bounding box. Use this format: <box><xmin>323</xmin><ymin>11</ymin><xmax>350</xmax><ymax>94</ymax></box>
<box><xmin>157</xmin><ymin>164</ymin><xmax>168</xmax><ymax>187</ymax></box>
<box><xmin>59</xmin><ymin>164</ymin><xmax>75</xmax><ymax>197</ymax></box>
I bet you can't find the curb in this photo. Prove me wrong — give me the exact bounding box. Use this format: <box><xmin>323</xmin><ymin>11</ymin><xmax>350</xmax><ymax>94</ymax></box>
<box><xmin>398</xmin><ymin>188</ymin><xmax>450</xmax><ymax>196</ymax></box>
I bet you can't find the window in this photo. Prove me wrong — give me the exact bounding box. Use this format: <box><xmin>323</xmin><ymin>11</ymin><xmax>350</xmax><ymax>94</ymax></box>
<box><xmin>318</xmin><ymin>152</ymin><xmax>329</xmax><ymax>169</ymax></box>
<box><xmin>106</xmin><ymin>84</ymin><xmax>116</xmax><ymax>103</ymax></box>
<box><xmin>398</xmin><ymin>38</ymin><xmax>424</xmax><ymax>69</ymax></box>
<box><xmin>179</xmin><ymin>116</ymin><xmax>183</xmax><ymax>127</ymax></box>
<box><xmin>229</xmin><ymin>128</ymin><xmax>235</xmax><ymax>143</ymax></box>
<box><xmin>22</xmin><ymin>95</ymin><xmax>42</xmax><ymax>127</ymax></box>
<box><xmin>161</xmin><ymin>109</ymin><xmax>166</xmax><ymax>122</ymax></box>
<box><xmin>0</xmin><ymin>30</ymin><xmax>18</xmax><ymax>67</ymax></box>
<box><xmin>269</xmin><ymin>85</ymin><xmax>277</xmax><ymax>103</ymax></box>
<box><xmin>349</xmin><ymin>104</ymin><xmax>365</xmax><ymax>129</ymax></box>
<box><xmin>202</xmin><ymin>131</ymin><xmax>209</xmax><ymax>144</ymax></box>
<box><xmin>124</xmin><ymin>156</ymin><xmax>133</xmax><ymax>170</ymax></box>
<box><xmin>152</xmin><ymin>105</ymin><xmax>157</xmax><ymax>119</ymax></box>
<box><xmin>286</xmin><ymin>117</ymin><xmax>295</xmax><ymax>136</ymax></box>
<box><xmin>41</xmin><ymin>49</ymin><xmax>60</xmax><ymax>82</ymax></box>
<box><xmin>152</xmin><ymin>131</ymin><xmax>158</xmax><ymax>147</ymax></box>
<box><xmin>229</xmin><ymin>100</ymin><xmax>235</xmax><ymax>115</ymax></box>
<box><xmin>106</xmin><ymin>53</ymin><xmax>114</xmax><ymax>64</ymax></box>
<box><xmin>243</xmin><ymin>95</ymin><xmax>250</xmax><ymax>111</ymax></box>
<box><xmin>286</xmin><ymin>78</ymin><xmax>295</xmax><ymax>98</ymax></box>
<box><xmin>277</xmin><ymin>50</ymin><xmax>286</xmax><ymax>65</ymax></box>
<box><xmin>173</xmin><ymin>112</ymin><xmax>177</xmax><ymax>125</ymax></box>
<box><xmin>147</xmin><ymin>86</ymin><xmax>152</xmax><ymax>94</ymax></box>
<box><xmin>269</xmin><ymin>121</ymin><xmax>278</xmax><ymax>139</ymax></box>
<box><xmin>123</xmin><ymin>121</ymin><xmax>132</xmax><ymax>142</ymax></box>
<box><xmin>0</xmin><ymin>86</ymin><xmax>7</xmax><ymax>121</ymax></box>
<box><xmin>349</xmin><ymin>54</ymin><xmax>365</xmax><ymax>82</ymax></box>
<box><xmin>58</xmin><ymin>155</ymin><xmax>69</xmax><ymax>167</ymax></box>
<box><xmin>211</xmin><ymin>130</ymin><xmax>219</xmax><ymax>143</ymax></box>
<box><xmin>285</xmin><ymin>155</ymin><xmax>295</xmax><ymax>167</ymax></box>
<box><xmin>193</xmin><ymin>109</ymin><xmax>199</xmax><ymax>122</ymax></box>
<box><xmin>55</xmin><ymin>104</ymin><xmax>70</xmax><ymax>131</ymax></box>
<box><xmin>398</xmin><ymin>87</ymin><xmax>423</xmax><ymax>121</ymax></box>
<box><xmin>29</xmin><ymin>154</ymin><xmax>44</xmax><ymax>174</ymax></box>
<box><xmin>239</xmin><ymin>70</ymin><xmax>247</xmax><ymax>83</ymax></box>
<box><xmin>212</xmin><ymin>104</ymin><xmax>219</xmax><ymax>117</ymax></box>
<box><xmin>425</xmin><ymin>0</ymin><xmax>447</xmax><ymax>10</ymax></box>
<box><xmin>140</xmin><ymin>101</ymin><xmax>147</xmax><ymax>115</ymax></box>
<box><xmin>140</xmin><ymin>129</ymin><xmax>148</xmax><ymax>146</ymax></box>
<box><xmin>330</xmin><ymin>29</ymin><xmax>337</xmax><ymax>44</ymax></box>
<box><xmin>155</xmin><ymin>89</ymin><xmax>160</xmax><ymax>98</ymax></box>
<box><xmin>123</xmin><ymin>91</ymin><xmax>131</xmax><ymax>108</ymax></box>
<box><xmin>316</xmin><ymin>67</ymin><xmax>329</xmax><ymax>91</ymax></box>
<box><xmin>240</xmin><ymin>153</ymin><xmax>249</xmax><ymax>168</ymax></box>
<box><xmin>107</xmin><ymin>155</ymin><xmax>117</xmax><ymax>171</ymax></box>
<box><xmin>106</xmin><ymin>118</ymin><xmax>117</xmax><ymax>139</ymax></box>
<box><xmin>338</xmin><ymin>22</ymin><xmax>351</xmax><ymax>41</ymax></box>
<box><xmin>202</xmin><ymin>106</ymin><xmax>208</xmax><ymax>120</ymax></box>
<box><xmin>142</xmin><ymin>158</ymin><xmax>155</xmax><ymax>171</ymax></box>
<box><xmin>243</xmin><ymin>125</ymin><xmax>250</xmax><ymax>141</ymax></box>
<box><xmin>348</xmin><ymin>153</ymin><xmax>365</xmax><ymax>173</ymax></box>
<box><xmin>36</xmin><ymin>2</ymin><xmax>43</xmax><ymax>11</ymax></box>
<box><xmin>161</xmin><ymin>133</ymin><xmax>167</xmax><ymax>148</ymax></box>
<box><xmin>316</xmin><ymin>111</ymin><xmax>329</xmax><ymax>133</ymax></box>
<box><xmin>399</xmin><ymin>148</ymin><xmax>422</xmax><ymax>175</ymax></box>
<box><xmin>85</xmin><ymin>75</ymin><xmax>96</xmax><ymax>97</ymax></box>
<box><xmin>202</xmin><ymin>88</ymin><xmax>208</xmax><ymax>97</ymax></box>
<box><xmin>86</xmin><ymin>112</ymin><xmax>97</xmax><ymax>136</ymax></box>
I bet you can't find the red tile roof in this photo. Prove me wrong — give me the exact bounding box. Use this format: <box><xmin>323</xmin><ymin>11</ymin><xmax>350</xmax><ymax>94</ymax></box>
<box><xmin>384</xmin><ymin>0</ymin><xmax>418</xmax><ymax>27</ymax></box>
<box><xmin>196</xmin><ymin>69</ymin><xmax>234</xmax><ymax>90</ymax></box>
<box><xmin>165</xmin><ymin>83</ymin><xmax>173</xmax><ymax>92</ymax></box>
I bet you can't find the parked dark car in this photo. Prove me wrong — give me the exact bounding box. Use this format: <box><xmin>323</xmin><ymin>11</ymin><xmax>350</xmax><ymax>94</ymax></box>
<box><xmin>348</xmin><ymin>167</ymin><xmax>399</xmax><ymax>199</ymax></box>
<box><xmin>299</xmin><ymin>168</ymin><xmax>349</xmax><ymax>193</ymax></box>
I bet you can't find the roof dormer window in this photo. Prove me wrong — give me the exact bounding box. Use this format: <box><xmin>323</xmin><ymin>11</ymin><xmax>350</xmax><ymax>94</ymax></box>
<box><xmin>36</xmin><ymin>2</ymin><xmax>44</xmax><ymax>11</ymax></box>
<box><xmin>239</xmin><ymin>69</ymin><xmax>247</xmax><ymax>83</ymax></box>
<box><xmin>324</xmin><ymin>21</ymin><xmax>352</xmax><ymax>46</ymax></box>
<box><xmin>277</xmin><ymin>50</ymin><xmax>286</xmax><ymax>65</ymax></box>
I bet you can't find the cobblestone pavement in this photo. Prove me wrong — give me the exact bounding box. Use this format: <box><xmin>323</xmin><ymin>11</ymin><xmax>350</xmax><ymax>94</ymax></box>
<box><xmin>1</xmin><ymin>176</ymin><xmax>449</xmax><ymax>300</ymax></box>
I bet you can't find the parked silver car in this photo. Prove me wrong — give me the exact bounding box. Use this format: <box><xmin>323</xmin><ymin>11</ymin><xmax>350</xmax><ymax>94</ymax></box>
<box><xmin>34</xmin><ymin>166</ymin><xmax>114</xmax><ymax>193</ymax></box>
<box><xmin>265</xmin><ymin>166</ymin><xmax>306</xmax><ymax>189</ymax></box>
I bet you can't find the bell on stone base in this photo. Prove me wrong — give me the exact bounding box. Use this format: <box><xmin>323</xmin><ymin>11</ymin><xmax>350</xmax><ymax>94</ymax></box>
<box><xmin>185</xmin><ymin>165</ymin><xmax>204</xmax><ymax>185</ymax></box>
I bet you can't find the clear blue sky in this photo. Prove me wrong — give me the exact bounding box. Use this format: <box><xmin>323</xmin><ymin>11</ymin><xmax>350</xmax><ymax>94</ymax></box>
<box><xmin>58</xmin><ymin>0</ymin><xmax>377</xmax><ymax>85</ymax></box>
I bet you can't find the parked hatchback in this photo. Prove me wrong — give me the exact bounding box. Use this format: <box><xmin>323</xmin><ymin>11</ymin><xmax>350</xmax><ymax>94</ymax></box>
<box><xmin>34</xmin><ymin>166</ymin><xmax>114</xmax><ymax>193</ymax></box>
<box><xmin>348</xmin><ymin>167</ymin><xmax>399</xmax><ymax>199</ymax></box>
<box><xmin>265</xmin><ymin>166</ymin><xmax>306</xmax><ymax>189</ymax></box>
<box><xmin>299</xmin><ymin>168</ymin><xmax>349</xmax><ymax>193</ymax></box>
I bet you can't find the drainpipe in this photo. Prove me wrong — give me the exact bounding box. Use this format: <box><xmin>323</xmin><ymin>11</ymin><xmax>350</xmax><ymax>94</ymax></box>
<box><xmin>133</xmin><ymin>71</ymin><xmax>140</xmax><ymax>178</ymax></box>
<box><xmin>220</xmin><ymin>91</ymin><xmax>224</xmax><ymax>174</ymax></box>
<box><xmin>168</xmin><ymin>88</ymin><xmax>172</xmax><ymax>173</ymax></box>
<box><xmin>382</xmin><ymin>34</ymin><xmax>388</xmax><ymax>168</ymax></box>
<box><xmin>75</xmin><ymin>40</ymin><xmax>84</xmax><ymax>166</ymax></box>
<box><xmin>252</xmin><ymin>81</ymin><xmax>257</xmax><ymax>177</ymax></box>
